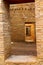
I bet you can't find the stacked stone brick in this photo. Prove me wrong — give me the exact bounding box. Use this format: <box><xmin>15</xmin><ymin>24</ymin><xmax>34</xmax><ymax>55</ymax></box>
<box><xmin>10</xmin><ymin>2</ymin><xmax>35</xmax><ymax>42</ymax></box>
<box><xmin>35</xmin><ymin>0</ymin><xmax>43</xmax><ymax>64</ymax></box>
<box><xmin>0</xmin><ymin>0</ymin><xmax>43</xmax><ymax>65</ymax></box>
<box><xmin>6</xmin><ymin>0</ymin><xmax>43</xmax><ymax>65</ymax></box>
<box><xmin>0</xmin><ymin>0</ymin><xmax>11</xmax><ymax>65</ymax></box>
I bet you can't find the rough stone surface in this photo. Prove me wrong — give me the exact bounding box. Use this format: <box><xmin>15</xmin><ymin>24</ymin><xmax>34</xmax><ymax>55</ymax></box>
<box><xmin>0</xmin><ymin>0</ymin><xmax>11</xmax><ymax>65</ymax></box>
<box><xmin>6</xmin><ymin>0</ymin><xmax>43</xmax><ymax>65</ymax></box>
<box><xmin>10</xmin><ymin>2</ymin><xmax>35</xmax><ymax>42</ymax></box>
<box><xmin>0</xmin><ymin>0</ymin><xmax>43</xmax><ymax>65</ymax></box>
<box><xmin>35</xmin><ymin>0</ymin><xmax>43</xmax><ymax>58</ymax></box>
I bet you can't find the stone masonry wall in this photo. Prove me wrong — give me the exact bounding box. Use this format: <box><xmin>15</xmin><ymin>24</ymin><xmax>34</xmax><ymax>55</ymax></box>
<box><xmin>10</xmin><ymin>2</ymin><xmax>35</xmax><ymax>42</ymax></box>
<box><xmin>0</xmin><ymin>0</ymin><xmax>11</xmax><ymax>65</ymax></box>
<box><xmin>35</xmin><ymin>0</ymin><xmax>43</xmax><ymax>58</ymax></box>
<box><xmin>9</xmin><ymin>1</ymin><xmax>43</xmax><ymax>65</ymax></box>
<box><xmin>0</xmin><ymin>0</ymin><xmax>43</xmax><ymax>65</ymax></box>
<box><xmin>35</xmin><ymin>0</ymin><xmax>43</xmax><ymax>64</ymax></box>
<box><xmin>3</xmin><ymin>0</ymin><xmax>11</xmax><ymax>59</ymax></box>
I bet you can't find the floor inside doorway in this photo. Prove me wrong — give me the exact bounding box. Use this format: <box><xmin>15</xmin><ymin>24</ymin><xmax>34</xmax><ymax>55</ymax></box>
<box><xmin>11</xmin><ymin>41</ymin><xmax>37</xmax><ymax>56</ymax></box>
<box><xmin>5</xmin><ymin>42</ymin><xmax>37</xmax><ymax>63</ymax></box>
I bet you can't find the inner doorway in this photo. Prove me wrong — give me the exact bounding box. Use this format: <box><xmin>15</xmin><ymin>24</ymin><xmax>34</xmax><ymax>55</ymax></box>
<box><xmin>10</xmin><ymin>1</ymin><xmax>37</xmax><ymax>56</ymax></box>
<box><xmin>25</xmin><ymin>22</ymin><xmax>35</xmax><ymax>42</ymax></box>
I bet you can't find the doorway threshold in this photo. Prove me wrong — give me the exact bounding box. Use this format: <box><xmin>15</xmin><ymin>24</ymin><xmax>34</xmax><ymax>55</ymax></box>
<box><xmin>5</xmin><ymin>55</ymin><xmax>37</xmax><ymax>63</ymax></box>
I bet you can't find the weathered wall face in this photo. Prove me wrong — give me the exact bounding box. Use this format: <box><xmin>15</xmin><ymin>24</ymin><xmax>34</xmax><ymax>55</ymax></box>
<box><xmin>0</xmin><ymin>0</ymin><xmax>11</xmax><ymax>65</ymax></box>
<box><xmin>0</xmin><ymin>0</ymin><xmax>43</xmax><ymax>65</ymax></box>
<box><xmin>35</xmin><ymin>0</ymin><xmax>43</xmax><ymax>58</ymax></box>
<box><xmin>10</xmin><ymin>2</ymin><xmax>35</xmax><ymax>42</ymax></box>
<box><xmin>35</xmin><ymin>0</ymin><xmax>43</xmax><ymax>65</ymax></box>
<box><xmin>3</xmin><ymin>1</ymin><xmax>11</xmax><ymax>59</ymax></box>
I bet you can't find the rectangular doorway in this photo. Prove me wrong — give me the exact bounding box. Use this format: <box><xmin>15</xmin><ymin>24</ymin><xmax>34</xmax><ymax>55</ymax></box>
<box><xmin>25</xmin><ymin>22</ymin><xmax>35</xmax><ymax>42</ymax></box>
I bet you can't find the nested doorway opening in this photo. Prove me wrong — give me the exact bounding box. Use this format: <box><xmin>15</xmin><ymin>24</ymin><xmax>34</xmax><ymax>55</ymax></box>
<box><xmin>10</xmin><ymin>1</ymin><xmax>37</xmax><ymax>56</ymax></box>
